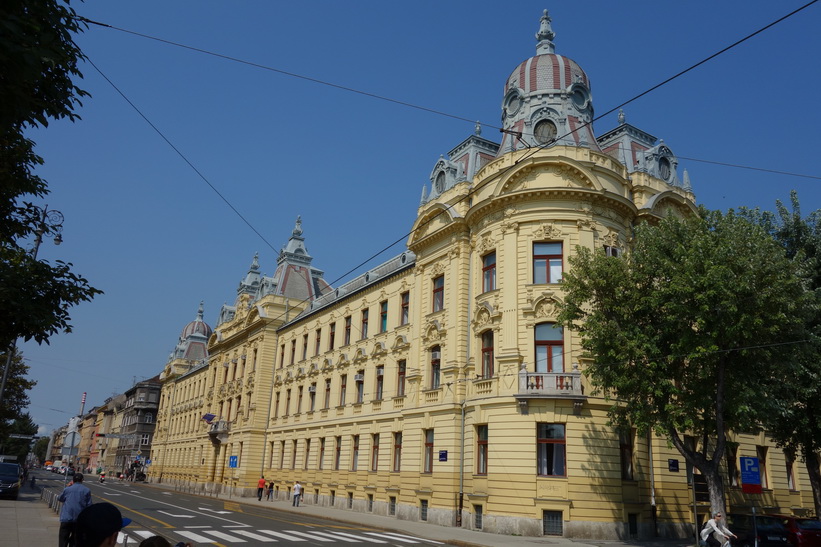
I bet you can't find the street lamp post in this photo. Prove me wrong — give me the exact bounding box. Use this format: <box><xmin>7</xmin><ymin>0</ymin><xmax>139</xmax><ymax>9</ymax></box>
<box><xmin>0</xmin><ymin>205</ymin><xmax>65</xmax><ymax>409</ymax></box>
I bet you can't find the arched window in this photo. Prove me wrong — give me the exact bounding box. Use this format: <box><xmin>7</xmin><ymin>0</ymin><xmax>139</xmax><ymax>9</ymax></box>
<box><xmin>430</xmin><ymin>345</ymin><xmax>441</xmax><ymax>389</ymax></box>
<box><xmin>480</xmin><ymin>331</ymin><xmax>494</xmax><ymax>379</ymax></box>
<box><xmin>535</xmin><ymin>323</ymin><xmax>563</xmax><ymax>373</ymax></box>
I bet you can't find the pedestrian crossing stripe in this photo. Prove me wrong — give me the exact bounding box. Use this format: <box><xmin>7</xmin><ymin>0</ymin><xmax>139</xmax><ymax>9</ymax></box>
<box><xmin>118</xmin><ymin>528</ymin><xmax>445</xmax><ymax>545</ymax></box>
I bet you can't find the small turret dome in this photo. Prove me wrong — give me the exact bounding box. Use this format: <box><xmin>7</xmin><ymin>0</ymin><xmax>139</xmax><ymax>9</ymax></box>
<box><xmin>181</xmin><ymin>301</ymin><xmax>213</xmax><ymax>340</ymax></box>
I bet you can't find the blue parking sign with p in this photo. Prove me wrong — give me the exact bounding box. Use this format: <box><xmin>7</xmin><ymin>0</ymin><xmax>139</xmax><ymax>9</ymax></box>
<box><xmin>740</xmin><ymin>456</ymin><xmax>761</xmax><ymax>493</ymax></box>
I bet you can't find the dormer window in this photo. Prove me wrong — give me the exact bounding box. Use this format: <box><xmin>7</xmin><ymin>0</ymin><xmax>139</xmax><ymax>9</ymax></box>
<box><xmin>435</xmin><ymin>171</ymin><xmax>446</xmax><ymax>193</ymax></box>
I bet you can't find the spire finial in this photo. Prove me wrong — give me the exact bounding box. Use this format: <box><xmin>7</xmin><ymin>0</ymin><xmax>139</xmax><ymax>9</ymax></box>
<box><xmin>250</xmin><ymin>252</ymin><xmax>260</xmax><ymax>270</ymax></box>
<box><xmin>292</xmin><ymin>216</ymin><xmax>303</xmax><ymax>237</ymax></box>
<box><xmin>197</xmin><ymin>301</ymin><xmax>204</xmax><ymax>321</ymax></box>
<box><xmin>475</xmin><ymin>121</ymin><xmax>482</xmax><ymax>135</ymax></box>
<box><xmin>618</xmin><ymin>109</ymin><xmax>626</xmax><ymax>125</ymax></box>
<box><xmin>535</xmin><ymin>9</ymin><xmax>556</xmax><ymax>54</ymax></box>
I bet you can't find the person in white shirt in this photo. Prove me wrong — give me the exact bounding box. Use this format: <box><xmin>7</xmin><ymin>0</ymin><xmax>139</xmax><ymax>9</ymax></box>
<box><xmin>701</xmin><ymin>512</ymin><xmax>737</xmax><ymax>547</ymax></box>
<box><xmin>292</xmin><ymin>481</ymin><xmax>302</xmax><ymax>507</ymax></box>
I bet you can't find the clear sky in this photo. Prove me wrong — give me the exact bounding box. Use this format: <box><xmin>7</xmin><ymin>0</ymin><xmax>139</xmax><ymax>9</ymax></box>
<box><xmin>21</xmin><ymin>1</ymin><xmax>821</xmax><ymax>434</ymax></box>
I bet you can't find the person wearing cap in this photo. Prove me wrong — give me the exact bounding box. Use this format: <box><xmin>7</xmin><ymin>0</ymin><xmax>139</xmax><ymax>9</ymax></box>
<box><xmin>74</xmin><ymin>502</ymin><xmax>132</xmax><ymax>547</ymax></box>
<box><xmin>58</xmin><ymin>472</ymin><xmax>92</xmax><ymax>547</ymax></box>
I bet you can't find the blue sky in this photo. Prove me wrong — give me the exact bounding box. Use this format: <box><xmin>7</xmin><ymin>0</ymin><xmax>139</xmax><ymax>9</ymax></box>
<box><xmin>22</xmin><ymin>1</ymin><xmax>821</xmax><ymax>434</ymax></box>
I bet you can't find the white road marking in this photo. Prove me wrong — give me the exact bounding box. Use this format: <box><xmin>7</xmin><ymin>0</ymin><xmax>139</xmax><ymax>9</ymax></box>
<box><xmin>282</xmin><ymin>529</ymin><xmax>336</xmax><ymax>542</ymax></box>
<box><xmin>305</xmin><ymin>530</ymin><xmax>361</xmax><ymax>542</ymax></box>
<box><xmin>203</xmin><ymin>529</ymin><xmax>248</xmax><ymax>542</ymax></box>
<box><xmin>365</xmin><ymin>531</ymin><xmax>425</xmax><ymax>543</ymax></box>
<box><xmin>258</xmin><ymin>529</ymin><xmax>308</xmax><ymax>541</ymax></box>
<box><xmin>158</xmin><ymin>510</ymin><xmax>195</xmax><ymax>518</ymax></box>
<box><xmin>329</xmin><ymin>531</ymin><xmax>389</xmax><ymax>543</ymax></box>
<box><xmin>177</xmin><ymin>530</ymin><xmax>218</xmax><ymax>542</ymax></box>
<box><xmin>375</xmin><ymin>531</ymin><xmax>445</xmax><ymax>544</ymax></box>
<box><xmin>233</xmin><ymin>529</ymin><xmax>279</xmax><ymax>541</ymax></box>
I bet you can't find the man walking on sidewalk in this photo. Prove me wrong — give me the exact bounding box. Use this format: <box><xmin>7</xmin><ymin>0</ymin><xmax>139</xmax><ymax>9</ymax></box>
<box><xmin>58</xmin><ymin>473</ymin><xmax>92</xmax><ymax>547</ymax></box>
<box><xmin>292</xmin><ymin>481</ymin><xmax>302</xmax><ymax>507</ymax></box>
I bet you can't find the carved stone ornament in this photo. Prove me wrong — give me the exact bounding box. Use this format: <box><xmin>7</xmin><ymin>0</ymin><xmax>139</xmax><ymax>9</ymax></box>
<box><xmin>422</xmin><ymin>320</ymin><xmax>444</xmax><ymax>344</ymax></box>
<box><xmin>474</xmin><ymin>233</ymin><xmax>495</xmax><ymax>253</ymax></box>
<box><xmin>553</xmin><ymin>164</ymin><xmax>592</xmax><ymax>188</ymax></box>
<box><xmin>533</xmin><ymin>222</ymin><xmax>563</xmax><ymax>240</ymax></box>
<box><xmin>602</xmin><ymin>229</ymin><xmax>621</xmax><ymax>247</ymax></box>
<box><xmin>430</xmin><ymin>262</ymin><xmax>445</xmax><ymax>276</ymax></box>
<box><xmin>391</xmin><ymin>335</ymin><xmax>410</xmax><ymax>353</ymax></box>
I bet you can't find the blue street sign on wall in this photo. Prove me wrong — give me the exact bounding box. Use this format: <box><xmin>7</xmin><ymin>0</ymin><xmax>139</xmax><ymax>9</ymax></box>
<box><xmin>229</xmin><ymin>455</ymin><xmax>238</xmax><ymax>468</ymax></box>
<box><xmin>740</xmin><ymin>456</ymin><xmax>762</xmax><ymax>494</ymax></box>
<box><xmin>439</xmin><ymin>450</ymin><xmax>448</xmax><ymax>462</ymax></box>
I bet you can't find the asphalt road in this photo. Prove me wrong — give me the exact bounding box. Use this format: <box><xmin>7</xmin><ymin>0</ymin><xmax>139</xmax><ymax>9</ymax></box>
<box><xmin>36</xmin><ymin>470</ymin><xmax>444</xmax><ymax>546</ymax></box>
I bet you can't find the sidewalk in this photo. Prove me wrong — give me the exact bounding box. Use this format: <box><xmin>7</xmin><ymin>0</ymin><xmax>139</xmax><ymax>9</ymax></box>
<box><xmin>141</xmin><ymin>479</ymin><xmax>696</xmax><ymax>547</ymax></box>
<box><xmin>8</xmin><ymin>475</ymin><xmax>696</xmax><ymax>547</ymax></box>
<box><xmin>0</xmin><ymin>484</ymin><xmax>60</xmax><ymax>547</ymax></box>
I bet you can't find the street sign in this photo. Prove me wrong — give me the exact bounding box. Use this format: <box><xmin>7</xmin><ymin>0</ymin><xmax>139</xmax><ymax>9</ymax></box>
<box><xmin>668</xmin><ymin>459</ymin><xmax>679</xmax><ymax>472</ymax></box>
<box><xmin>229</xmin><ymin>455</ymin><xmax>238</xmax><ymax>468</ymax></box>
<box><xmin>740</xmin><ymin>456</ymin><xmax>762</xmax><ymax>494</ymax></box>
<box><xmin>438</xmin><ymin>450</ymin><xmax>448</xmax><ymax>462</ymax></box>
<box><xmin>8</xmin><ymin>434</ymin><xmax>35</xmax><ymax>439</ymax></box>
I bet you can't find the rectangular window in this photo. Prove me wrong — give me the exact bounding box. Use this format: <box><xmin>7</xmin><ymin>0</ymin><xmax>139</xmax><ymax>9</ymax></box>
<box><xmin>296</xmin><ymin>386</ymin><xmax>303</xmax><ymax>414</ymax></box>
<box><xmin>393</xmin><ymin>432</ymin><xmax>402</xmax><ymax>472</ymax></box>
<box><xmin>302</xmin><ymin>334</ymin><xmax>308</xmax><ymax>361</ymax></box>
<box><xmin>400</xmin><ymin>292</ymin><xmax>410</xmax><ymax>325</ymax></box>
<box><xmin>375</xmin><ymin>366</ymin><xmax>384</xmax><ymax>400</ymax></box>
<box><xmin>474</xmin><ymin>504</ymin><xmax>483</xmax><ymax>530</ymax></box>
<box><xmin>329</xmin><ymin>323</ymin><xmax>336</xmax><ymax>350</ymax></box>
<box><xmin>476</xmin><ymin>425</ymin><xmax>488</xmax><ymax>475</ymax></box>
<box><xmin>315</xmin><ymin>328</ymin><xmax>322</xmax><ymax>355</ymax></box>
<box><xmin>619</xmin><ymin>428</ymin><xmax>634</xmax><ymax>481</ymax></box>
<box><xmin>291</xmin><ymin>439</ymin><xmax>297</xmax><ymax>469</ymax></box>
<box><xmin>279</xmin><ymin>345</ymin><xmax>285</xmax><ymax>369</ymax></box>
<box><xmin>423</xmin><ymin>429</ymin><xmax>434</xmax><ymax>473</ymax></box>
<box><xmin>420</xmin><ymin>499</ymin><xmax>429</xmax><ymax>521</ymax></box>
<box><xmin>482</xmin><ymin>252</ymin><xmax>496</xmax><ymax>292</ymax></box>
<box><xmin>785</xmin><ymin>450</ymin><xmax>797</xmax><ymax>491</ymax></box>
<box><xmin>757</xmin><ymin>446</ymin><xmax>769</xmax><ymax>489</ymax></box>
<box><xmin>309</xmin><ymin>383</ymin><xmax>316</xmax><ymax>411</ymax></box>
<box><xmin>604</xmin><ymin>245</ymin><xmax>621</xmax><ymax>258</ymax></box>
<box><xmin>344</xmin><ymin>316</ymin><xmax>352</xmax><ymax>345</ymax></box>
<box><xmin>371</xmin><ymin>433</ymin><xmax>380</xmax><ymax>471</ymax></box>
<box><xmin>431</xmin><ymin>347</ymin><xmax>441</xmax><ymax>389</ymax></box>
<box><xmin>543</xmin><ymin>510</ymin><xmax>563</xmax><ymax>536</ymax></box>
<box><xmin>397</xmin><ymin>360</ymin><xmax>406</xmax><ymax>397</ymax></box>
<box><xmin>339</xmin><ymin>374</ymin><xmax>347</xmax><ymax>406</ymax></box>
<box><xmin>535</xmin><ymin>323</ymin><xmax>564</xmax><ymax>373</ymax></box>
<box><xmin>279</xmin><ymin>440</ymin><xmax>285</xmax><ymax>469</ymax></box>
<box><xmin>290</xmin><ymin>340</ymin><xmax>296</xmax><ymax>365</ymax></box>
<box><xmin>368</xmin><ymin>494</ymin><xmax>374</xmax><ymax>512</ymax></box>
<box><xmin>537</xmin><ymin>423</ymin><xmax>566</xmax><ymax>476</ymax></box>
<box><xmin>361</xmin><ymin>309</ymin><xmax>369</xmax><ymax>340</ymax></box>
<box><xmin>351</xmin><ymin>435</ymin><xmax>359</xmax><ymax>471</ymax></box>
<box><xmin>319</xmin><ymin>437</ymin><xmax>325</xmax><ymax>470</ymax></box>
<box><xmin>379</xmin><ymin>301</ymin><xmax>388</xmax><ymax>332</ymax></box>
<box><xmin>355</xmin><ymin>371</ymin><xmax>364</xmax><ymax>403</ymax></box>
<box><xmin>334</xmin><ymin>436</ymin><xmax>342</xmax><ymax>470</ymax></box>
<box><xmin>304</xmin><ymin>438</ymin><xmax>311</xmax><ymax>469</ymax></box>
<box><xmin>533</xmin><ymin>242</ymin><xmax>563</xmax><ymax>284</ymax></box>
<box><xmin>141</xmin><ymin>434</ymin><xmax>150</xmax><ymax>445</ymax></box>
<box><xmin>324</xmin><ymin>378</ymin><xmax>332</xmax><ymax>409</ymax></box>
<box><xmin>285</xmin><ymin>389</ymin><xmax>291</xmax><ymax>416</ymax></box>
<box><xmin>389</xmin><ymin>496</ymin><xmax>397</xmax><ymax>516</ymax></box>
<box><xmin>726</xmin><ymin>443</ymin><xmax>739</xmax><ymax>487</ymax></box>
<box><xmin>274</xmin><ymin>391</ymin><xmax>281</xmax><ymax>418</ymax></box>
<box><xmin>432</xmin><ymin>276</ymin><xmax>445</xmax><ymax>312</ymax></box>
<box><xmin>481</xmin><ymin>331</ymin><xmax>494</xmax><ymax>379</ymax></box>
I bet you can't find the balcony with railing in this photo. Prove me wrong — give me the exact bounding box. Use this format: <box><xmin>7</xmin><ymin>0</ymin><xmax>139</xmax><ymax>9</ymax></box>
<box><xmin>516</xmin><ymin>363</ymin><xmax>584</xmax><ymax>399</ymax></box>
<box><xmin>208</xmin><ymin>420</ymin><xmax>230</xmax><ymax>445</ymax></box>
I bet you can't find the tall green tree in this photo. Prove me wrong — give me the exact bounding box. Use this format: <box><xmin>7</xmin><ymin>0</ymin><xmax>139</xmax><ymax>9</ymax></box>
<box><xmin>2</xmin><ymin>413</ymin><xmax>38</xmax><ymax>463</ymax></box>
<box><xmin>743</xmin><ymin>191</ymin><xmax>821</xmax><ymax>519</ymax></box>
<box><xmin>556</xmin><ymin>208</ymin><xmax>811</xmax><ymax>515</ymax></box>
<box><xmin>0</xmin><ymin>348</ymin><xmax>36</xmax><ymax>434</ymax></box>
<box><xmin>33</xmin><ymin>435</ymin><xmax>49</xmax><ymax>464</ymax></box>
<box><xmin>1</xmin><ymin>0</ymin><xmax>101</xmax><ymax>349</ymax></box>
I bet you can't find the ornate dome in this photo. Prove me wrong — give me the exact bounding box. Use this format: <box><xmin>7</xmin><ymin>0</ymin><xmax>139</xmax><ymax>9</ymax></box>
<box><xmin>498</xmin><ymin>10</ymin><xmax>599</xmax><ymax>154</ymax></box>
<box><xmin>180</xmin><ymin>301</ymin><xmax>213</xmax><ymax>340</ymax></box>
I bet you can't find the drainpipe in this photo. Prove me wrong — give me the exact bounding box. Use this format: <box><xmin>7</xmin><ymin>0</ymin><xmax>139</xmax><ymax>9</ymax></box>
<box><xmin>458</xmin><ymin>240</ymin><xmax>473</xmax><ymax>528</ymax></box>
<box><xmin>648</xmin><ymin>429</ymin><xmax>657</xmax><ymax>536</ymax></box>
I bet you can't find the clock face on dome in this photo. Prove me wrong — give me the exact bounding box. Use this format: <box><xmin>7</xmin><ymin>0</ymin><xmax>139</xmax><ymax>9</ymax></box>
<box><xmin>534</xmin><ymin>119</ymin><xmax>557</xmax><ymax>145</ymax></box>
<box><xmin>435</xmin><ymin>171</ymin><xmax>446</xmax><ymax>192</ymax></box>
<box><xmin>505</xmin><ymin>91</ymin><xmax>523</xmax><ymax>117</ymax></box>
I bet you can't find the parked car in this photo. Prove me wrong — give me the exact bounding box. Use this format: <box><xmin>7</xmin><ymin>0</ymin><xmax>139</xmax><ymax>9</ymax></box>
<box><xmin>726</xmin><ymin>513</ymin><xmax>791</xmax><ymax>547</ymax></box>
<box><xmin>768</xmin><ymin>515</ymin><xmax>821</xmax><ymax>547</ymax></box>
<box><xmin>0</xmin><ymin>463</ymin><xmax>22</xmax><ymax>500</ymax></box>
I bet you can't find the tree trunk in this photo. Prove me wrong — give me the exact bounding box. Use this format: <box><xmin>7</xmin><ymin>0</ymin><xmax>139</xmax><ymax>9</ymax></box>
<box><xmin>805</xmin><ymin>452</ymin><xmax>821</xmax><ymax>519</ymax></box>
<box><xmin>698</xmin><ymin>460</ymin><xmax>727</xmax><ymax>517</ymax></box>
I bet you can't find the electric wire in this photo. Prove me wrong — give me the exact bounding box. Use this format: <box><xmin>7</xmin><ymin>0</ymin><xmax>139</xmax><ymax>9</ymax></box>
<box><xmin>80</xmin><ymin>2</ymin><xmax>819</xmax><ymax>340</ymax></box>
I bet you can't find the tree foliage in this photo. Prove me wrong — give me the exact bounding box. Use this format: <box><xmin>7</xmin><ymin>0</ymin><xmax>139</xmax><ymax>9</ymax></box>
<box><xmin>0</xmin><ymin>0</ymin><xmax>101</xmax><ymax>348</ymax></box>
<box><xmin>556</xmin><ymin>208</ymin><xmax>811</xmax><ymax>513</ymax></box>
<box><xmin>743</xmin><ymin>191</ymin><xmax>821</xmax><ymax>519</ymax></box>
<box><xmin>0</xmin><ymin>348</ymin><xmax>36</xmax><ymax>430</ymax></box>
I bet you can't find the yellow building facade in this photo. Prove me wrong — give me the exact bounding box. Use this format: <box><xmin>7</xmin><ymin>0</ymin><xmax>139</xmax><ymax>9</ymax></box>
<box><xmin>149</xmin><ymin>11</ymin><xmax>817</xmax><ymax>539</ymax></box>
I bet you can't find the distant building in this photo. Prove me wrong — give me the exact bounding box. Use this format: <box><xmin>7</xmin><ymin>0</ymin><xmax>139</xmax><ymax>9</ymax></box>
<box><xmin>149</xmin><ymin>10</ymin><xmax>814</xmax><ymax>540</ymax></box>
<box><xmin>114</xmin><ymin>377</ymin><xmax>161</xmax><ymax>476</ymax></box>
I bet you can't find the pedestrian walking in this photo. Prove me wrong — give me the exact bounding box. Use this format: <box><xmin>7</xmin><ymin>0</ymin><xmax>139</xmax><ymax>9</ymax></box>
<box><xmin>267</xmin><ymin>480</ymin><xmax>274</xmax><ymax>501</ymax></box>
<box><xmin>292</xmin><ymin>480</ymin><xmax>302</xmax><ymax>507</ymax></box>
<box><xmin>58</xmin><ymin>473</ymin><xmax>92</xmax><ymax>547</ymax></box>
<box><xmin>257</xmin><ymin>476</ymin><xmax>266</xmax><ymax>501</ymax></box>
